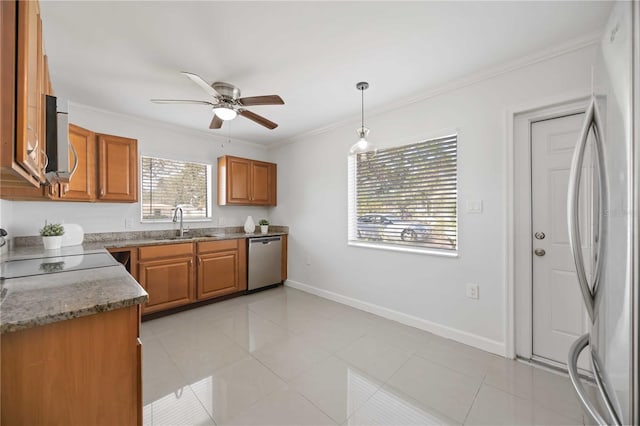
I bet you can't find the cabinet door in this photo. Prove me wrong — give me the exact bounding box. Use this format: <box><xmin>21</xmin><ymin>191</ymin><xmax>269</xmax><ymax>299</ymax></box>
<box><xmin>1</xmin><ymin>306</ymin><xmax>140</xmax><ymax>426</ymax></box>
<box><xmin>197</xmin><ymin>250</ymin><xmax>240</xmax><ymax>300</ymax></box>
<box><xmin>227</xmin><ymin>156</ymin><xmax>251</xmax><ymax>204</ymax></box>
<box><xmin>218</xmin><ymin>156</ymin><xmax>277</xmax><ymax>206</ymax></box>
<box><xmin>250</xmin><ymin>160</ymin><xmax>272</xmax><ymax>205</ymax></box>
<box><xmin>138</xmin><ymin>256</ymin><xmax>194</xmax><ymax>314</ymax></box>
<box><xmin>59</xmin><ymin>124</ymin><xmax>95</xmax><ymax>201</ymax></box>
<box><xmin>97</xmin><ymin>134</ymin><xmax>138</xmax><ymax>202</ymax></box>
<box><xmin>15</xmin><ymin>0</ymin><xmax>45</xmax><ymax>183</ymax></box>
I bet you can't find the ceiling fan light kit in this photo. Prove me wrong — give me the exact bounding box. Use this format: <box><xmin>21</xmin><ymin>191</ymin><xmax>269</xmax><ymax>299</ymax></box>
<box><xmin>151</xmin><ymin>72</ymin><xmax>284</xmax><ymax>130</ymax></box>
<box><xmin>213</xmin><ymin>107</ymin><xmax>237</xmax><ymax>121</ymax></box>
<box><xmin>350</xmin><ymin>81</ymin><xmax>375</xmax><ymax>155</ymax></box>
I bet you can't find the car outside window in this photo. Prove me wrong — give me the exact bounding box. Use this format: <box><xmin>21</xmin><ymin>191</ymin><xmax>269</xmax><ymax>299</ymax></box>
<box><xmin>348</xmin><ymin>135</ymin><xmax>458</xmax><ymax>252</ymax></box>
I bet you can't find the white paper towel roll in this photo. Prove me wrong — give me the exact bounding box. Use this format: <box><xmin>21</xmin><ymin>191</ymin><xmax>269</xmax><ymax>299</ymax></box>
<box><xmin>61</xmin><ymin>224</ymin><xmax>84</xmax><ymax>246</ymax></box>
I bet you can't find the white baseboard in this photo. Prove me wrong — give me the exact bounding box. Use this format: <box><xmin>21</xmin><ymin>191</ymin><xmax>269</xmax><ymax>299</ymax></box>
<box><xmin>285</xmin><ymin>279</ymin><xmax>506</xmax><ymax>357</ymax></box>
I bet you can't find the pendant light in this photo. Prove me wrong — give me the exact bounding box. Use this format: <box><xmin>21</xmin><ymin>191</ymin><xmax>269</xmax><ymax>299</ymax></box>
<box><xmin>350</xmin><ymin>81</ymin><xmax>375</xmax><ymax>155</ymax></box>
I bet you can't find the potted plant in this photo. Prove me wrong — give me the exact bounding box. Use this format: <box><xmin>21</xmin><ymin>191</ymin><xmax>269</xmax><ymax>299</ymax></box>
<box><xmin>259</xmin><ymin>219</ymin><xmax>269</xmax><ymax>234</ymax></box>
<box><xmin>40</xmin><ymin>222</ymin><xmax>64</xmax><ymax>250</ymax></box>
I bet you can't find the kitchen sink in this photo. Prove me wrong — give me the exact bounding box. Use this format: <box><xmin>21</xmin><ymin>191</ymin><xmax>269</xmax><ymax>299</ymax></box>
<box><xmin>162</xmin><ymin>234</ymin><xmax>225</xmax><ymax>241</ymax></box>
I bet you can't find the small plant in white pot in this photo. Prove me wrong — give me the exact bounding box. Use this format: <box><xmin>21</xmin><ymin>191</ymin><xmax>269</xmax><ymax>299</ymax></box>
<box><xmin>40</xmin><ymin>222</ymin><xmax>64</xmax><ymax>250</ymax></box>
<box><xmin>259</xmin><ymin>219</ymin><xmax>269</xmax><ymax>234</ymax></box>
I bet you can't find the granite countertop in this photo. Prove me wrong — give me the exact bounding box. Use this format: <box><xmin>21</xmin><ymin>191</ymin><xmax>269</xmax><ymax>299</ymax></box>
<box><xmin>0</xmin><ymin>227</ymin><xmax>288</xmax><ymax>334</ymax></box>
<box><xmin>1</xmin><ymin>265</ymin><xmax>148</xmax><ymax>334</ymax></box>
<box><xmin>102</xmin><ymin>231</ymin><xmax>287</xmax><ymax>249</ymax></box>
<box><xmin>4</xmin><ymin>231</ymin><xmax>288</xmax><ymax>261</ymax></box>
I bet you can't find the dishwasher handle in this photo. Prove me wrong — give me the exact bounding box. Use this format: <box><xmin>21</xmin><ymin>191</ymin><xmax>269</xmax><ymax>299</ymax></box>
<box><xmin>249</xmin><ymin>236</ymin><xmax>281</xmax><ymax>245</ymax></box>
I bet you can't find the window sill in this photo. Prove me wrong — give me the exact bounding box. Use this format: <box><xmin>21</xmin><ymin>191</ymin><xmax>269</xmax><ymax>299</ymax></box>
<box><xmin>348</xmin><ymin>240</ymin><xmax>459</xmax><ymax>258</ymax></box>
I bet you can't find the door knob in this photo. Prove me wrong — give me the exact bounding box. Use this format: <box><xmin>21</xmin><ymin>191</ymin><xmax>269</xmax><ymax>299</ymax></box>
<box><xmin>534</xmin><ymin>232</ymin><xmax>545</xmax><ymax>240</ymax></box>
<box><xmin>534</xmin><ymin>249</ymin><xmax>546</xmax><ymax>256</ymax></box>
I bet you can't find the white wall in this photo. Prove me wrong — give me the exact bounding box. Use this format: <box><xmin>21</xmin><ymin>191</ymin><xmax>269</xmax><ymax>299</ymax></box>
<box><xmin>270</xmin><ymin>44</ymin><xmax>600</xmax><ymax>355</ymax></box>
<box><xmin>0</xmin><ymin>199</ymin><xmax>13</xmax><ymax>236</ymax></box>
<box><xmin>8</xmin><ymin>104</ymin><xmax>271</xmax><ymax>236</ymax></box>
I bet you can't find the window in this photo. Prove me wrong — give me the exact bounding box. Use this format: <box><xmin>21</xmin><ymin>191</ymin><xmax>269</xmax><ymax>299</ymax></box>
<box><xmin>348</xmin><ymin>135</ymin><xmax>458</xmax><ymax>252</ymax></box>
<box><xmin>141</xmin><ymin>156</ymin><xmax>212</xmax><ymax>221</ymax></box>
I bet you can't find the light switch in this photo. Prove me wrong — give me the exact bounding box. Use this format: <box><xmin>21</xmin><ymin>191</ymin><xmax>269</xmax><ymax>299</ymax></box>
<box><xmin>466</xmin><ymin>200</ymin><xmax>483</xmax><ymax>214</ymax></box>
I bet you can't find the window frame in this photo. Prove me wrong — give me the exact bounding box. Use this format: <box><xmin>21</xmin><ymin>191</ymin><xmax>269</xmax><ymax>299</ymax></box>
<box><xmin>347</xmin><ymin>134</ymin><xmax>459</xmax><ymax>257</ymax></box>
<box><xmin>140</xmin><ymin>155</ymin><xmax>213</xmax><ymax>223</ymax></box>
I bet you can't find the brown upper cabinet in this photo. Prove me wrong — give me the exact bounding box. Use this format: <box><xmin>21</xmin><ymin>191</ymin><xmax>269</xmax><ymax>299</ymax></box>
<box><xmin>0</xmin><ymin>0</ymin><xmax>51</xmax><ymax>188</ymax></box>
<box><xmin>218</xmin><ymin>155</ymin><xmax>276</xmax><ymax>206</ymax></box>
<box><xmin>0</xmin><ymin>125</ymin><xmax>139</xmax><ymax>203</ymax></box>
<box><xmin>59</xmin><ymin>124</ymin><xmax>96</xmax><ymax>201</ymax></box>
<box><xmin>15</xmin><ymin>0</ymin><xmax>45</xmax><ymax>184</ymax></box>
<box><xmin>97</xmin><ymin>133</ymin><xmax>138</xmax><ymax>202</ymax></box>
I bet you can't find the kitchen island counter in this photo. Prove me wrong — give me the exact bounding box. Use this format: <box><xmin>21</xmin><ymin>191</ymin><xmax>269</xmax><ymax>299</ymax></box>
<box><xmin>1</xmin><ymin>264</ymin><xmax>147</xmax><ymax>334</ymax></box>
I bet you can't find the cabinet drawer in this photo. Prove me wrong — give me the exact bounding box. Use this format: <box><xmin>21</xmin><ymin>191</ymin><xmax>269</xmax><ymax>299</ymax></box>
<box><xmin>139</xmin><ymin>243</ymin><xmax>193</xmax><ymax>260</ymax></box>
<box><xmin>197</xmin><ymin>239</ymin><xmax>239</xmax><ymax>254</ymax></box>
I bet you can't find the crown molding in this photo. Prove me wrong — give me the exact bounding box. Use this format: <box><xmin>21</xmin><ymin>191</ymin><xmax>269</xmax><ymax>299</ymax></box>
<box><xmin>269</xmin><ymin>30</ymin><xmax>602</xmax><ymax>149</ymax></box>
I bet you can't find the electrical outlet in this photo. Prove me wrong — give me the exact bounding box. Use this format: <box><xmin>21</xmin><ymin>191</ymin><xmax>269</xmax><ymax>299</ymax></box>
<box><xmin>218</xmin><ymin>217</ymin><xmax>225</xmax><ymax>226</ymax></box>
<box><xmin>466</xmin><ymin>200</ymin><xmax>483</xmax><ymax>214</ymax></box>
<box><xmin>466</xmin><ymin>283</ymin><xmax>479</xmax><ymax>299</ymax></box>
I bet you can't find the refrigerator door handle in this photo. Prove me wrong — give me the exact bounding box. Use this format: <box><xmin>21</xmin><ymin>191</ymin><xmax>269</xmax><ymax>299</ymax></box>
<box><xmin>591</xmin><ymin>351</ymin><xmax>623</xmax><ymax>425</ymax></box>
<box><xmin>568</xmin><ymin>333</ymin><xmax>614</xmax><ymax>425</ymax></box>
<box><xmin>567</xmin><ymin>96</ymin><xmax>608</xmax><ymax>322</ymax></box>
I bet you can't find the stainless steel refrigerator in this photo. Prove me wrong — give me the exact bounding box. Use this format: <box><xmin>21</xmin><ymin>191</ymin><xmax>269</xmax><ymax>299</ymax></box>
<box><xmin>566</xmin><ymin>2</ymin><xmax>639</xmax><ymax>425</ymax></box>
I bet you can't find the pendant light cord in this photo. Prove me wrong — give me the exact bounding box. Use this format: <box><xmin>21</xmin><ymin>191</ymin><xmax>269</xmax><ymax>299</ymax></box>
<box><xmin>361</xmin><ymin>86</ymin><xmax>364</xmax><ymax>129</ymax></box>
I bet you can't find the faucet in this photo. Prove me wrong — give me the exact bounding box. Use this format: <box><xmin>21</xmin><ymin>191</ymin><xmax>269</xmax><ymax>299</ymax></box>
<box><xmin>172</xmin><ymin>207</ymin><xmax>187</xmax><ymax>237</ymax></box>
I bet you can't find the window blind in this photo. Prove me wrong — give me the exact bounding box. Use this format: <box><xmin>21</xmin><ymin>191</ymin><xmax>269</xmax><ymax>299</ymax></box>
<box><xmin>348</xmin><ymin>135</ymin><xmax>457</xmax><ymax>251</ymax></box>
<box><xmin>141</xmin><ymin>156</ymin><xmax>211</xmax><ymax>221</ymax></box>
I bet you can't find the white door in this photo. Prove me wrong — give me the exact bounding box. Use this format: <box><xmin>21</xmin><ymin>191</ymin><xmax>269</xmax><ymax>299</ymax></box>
<box><xmin>531</xmin><ymin>112</ymin><xmax>593</xmax><ymax>371</ymax></box>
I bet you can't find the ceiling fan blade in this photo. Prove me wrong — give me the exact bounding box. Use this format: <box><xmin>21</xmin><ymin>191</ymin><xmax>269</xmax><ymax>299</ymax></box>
<box><xmin>181</xmin><ymin>71</ymin><xmax>220</xmax><ymax>97</ymax></box>
<box><xmin>237</xmin><ymin>95</ymin><xmax>284</xmax><ymax>107</ymax></box>
<box><xmin>239</xmin><ymin>109</ymin><xmax>278</xmax><ymax>129</ymax></box>
<box><xmin>150</xmin><ymin>99</ymin><xmax>216</xmax><ymax>106</ymax></box>
<box><xmin>209</xmin><ymin>115</ymin><xmax>223</xmax><ymax>129</ymax></box>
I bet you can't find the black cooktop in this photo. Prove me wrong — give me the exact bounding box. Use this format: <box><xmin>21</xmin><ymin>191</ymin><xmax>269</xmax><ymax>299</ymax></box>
<box><xmin>0</xmin><ymin>252</ymin><xmax>119</xmax><ymax>279</ymax></box>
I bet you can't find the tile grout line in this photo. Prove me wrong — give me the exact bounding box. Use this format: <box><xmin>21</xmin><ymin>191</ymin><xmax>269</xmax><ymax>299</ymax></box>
<box><xmin>146</xmin><ymin>336</ymin><xmax>217</xmax><ymax>425</ymax></box>
<box><xmin>460</xmin><ymin>362</ymin><xmax>492</xmax><ymax>424</ymax></box>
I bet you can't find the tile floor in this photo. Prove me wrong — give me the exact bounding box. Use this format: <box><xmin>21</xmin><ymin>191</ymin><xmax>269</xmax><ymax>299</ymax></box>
<box><xmin>141</xmin><ymin>286</ymin><xmax>590</xmax><ymax>425</ymax></box>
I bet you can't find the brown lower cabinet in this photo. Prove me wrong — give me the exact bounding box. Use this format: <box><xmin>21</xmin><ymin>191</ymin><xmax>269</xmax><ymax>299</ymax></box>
<box><xmin>197</xmin><ymin>239</ymin><xmax>247</xmax><ymax>300</ymax></box>
<box><xmin>1</xmin><ymin>305</ymin><xmax>142</xmax><ymax>426</ymax></box>
<box><xmin>137</xmin><ymin>243</ymin><xmax>195</xmax><ymax>315</ymax></box>
<box><xmin>132</xmin><ymin>237</ymin><xmax>287</xmax><ymax>316</ymax></box>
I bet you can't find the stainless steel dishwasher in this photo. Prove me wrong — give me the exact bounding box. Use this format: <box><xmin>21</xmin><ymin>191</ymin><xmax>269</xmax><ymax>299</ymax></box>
<box><xmin>248</xmin><ymin>235</ymin><xmax>282</xmax><ymax>291</ymax></box>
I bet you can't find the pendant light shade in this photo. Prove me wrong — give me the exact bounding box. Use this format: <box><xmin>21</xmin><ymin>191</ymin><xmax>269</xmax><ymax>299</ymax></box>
<box><xmin>349</xmin><ymin>82</ymin><xmax>375</xmax><ymax>154</ymax></box>
<box><xmin>350</xmin><ymin>127</ymin><xmax>370</xmax><ymax>154</ymax></box>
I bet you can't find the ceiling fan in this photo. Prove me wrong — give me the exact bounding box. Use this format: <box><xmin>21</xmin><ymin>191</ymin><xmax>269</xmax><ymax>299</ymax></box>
<box><xmin>151</xmin><ymin>72</ymin><xmax>284</xmax><ymax>130</ymax></box>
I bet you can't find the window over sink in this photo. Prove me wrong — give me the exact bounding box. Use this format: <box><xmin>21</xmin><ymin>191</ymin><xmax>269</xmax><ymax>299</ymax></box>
<box><xmin>141</xmin><ymin>156</ymin><xmax>212</xmax><ymax>221</ymax></box>
<box><xmin>348</xmin><ymin>135</ymin><xmax>458</xmax><ymax>254</ymax></box>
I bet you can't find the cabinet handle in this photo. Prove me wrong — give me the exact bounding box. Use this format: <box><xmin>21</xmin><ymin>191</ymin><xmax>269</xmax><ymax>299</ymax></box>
<box><xmin>27</xmin><ymin>135</ymin><xmax>39</xmax><ymax>157</ymax></box>
<box><xmin>100</xmin><ymin>188</ymin><xmax>105</xmax><ymax>197</ymax></box>
<box><xmin>197</xmin><ymin>257</ymin><xmax>202</xmax><ymax>266</ymax></box>
<box><xmin>189</xmin><ymin>259</ymin><xmax>193</xmax><ymax>267</ymax></box>
<box><xmin>40</xmin><ymin>149</ymin><xmax>49</xmax><ymax>174</ymax></box>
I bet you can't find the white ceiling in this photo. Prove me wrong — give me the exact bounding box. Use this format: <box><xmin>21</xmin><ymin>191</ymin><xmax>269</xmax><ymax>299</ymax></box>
<box><xmin>40</xmin><ymin>1</ymin><xmax>611</xmax><ymax>145</ymax></box>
